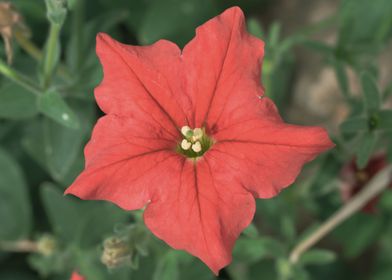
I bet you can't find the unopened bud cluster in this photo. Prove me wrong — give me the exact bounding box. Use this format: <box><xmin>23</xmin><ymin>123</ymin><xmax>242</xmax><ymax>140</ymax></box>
<box><xmin>36</xmin><ymin>234</ymin><xmax>57</xmax><ymax>256</ymax></box>
<box><xmin>101</xmin><ymin>236</ymin><xmax>132</xmax><ymax>269</ymax></box>
<box><xmin>101</xmin><ymin>223</ymin><xmax>150</xmax><ymax>270</ymax></box>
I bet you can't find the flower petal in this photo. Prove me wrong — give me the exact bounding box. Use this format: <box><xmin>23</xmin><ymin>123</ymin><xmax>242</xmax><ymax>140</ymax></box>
<box><xmin>211</xmin><ymin>97</ymin><xmax>334</xmax><ymax>198</ymax></box>
<box><xmin>65</xmin><ymin>114</ymin><xmax>181</xmax><ymax>210</ymax></box>
<box><xmin>70</xmin><ymin>272</ymin><xmax>85</xmax><ymax>280</ymax></box>
<box><xmin>182</xmin><ymin>6</ymin><xmax>264</xmax><ymax>129</ymax></box>
<box><xmin>144</xmin><ymin>156</ymin><xmax>255</xmax><ymax>274</ymax></box>
<box><xmin>96</xmin><ymin>33</ymin><xmax>192</xmax><ymax>134</ymax></box>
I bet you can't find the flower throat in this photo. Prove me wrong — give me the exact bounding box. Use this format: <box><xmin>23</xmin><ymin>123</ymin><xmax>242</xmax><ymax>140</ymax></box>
<box><xmin>177</xmin><ymin>126</ymin><xmax>213</xmax><ymax>158</ymax></box>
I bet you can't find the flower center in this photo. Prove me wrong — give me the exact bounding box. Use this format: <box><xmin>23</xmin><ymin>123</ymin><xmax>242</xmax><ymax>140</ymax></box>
<box><xmin>177</xmin><ymin>126</ymin><xmax>213</xmax><ymax>158</ymax></box>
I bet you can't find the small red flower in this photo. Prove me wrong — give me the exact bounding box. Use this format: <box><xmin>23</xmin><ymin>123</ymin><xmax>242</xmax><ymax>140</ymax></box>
<box><xmin>70</xmin><ymin>272</ymin><xmax>85</xmax><ymax>280</ymax></box>
<box><xmin>65</xmin><ymin>7</ymin><xmax>333</xmax><ymax>273</ymax></box>
<box><xmin>341</xmin><ymin>153</ymin><xmax>392</xmax><ymax>213</ymax></box>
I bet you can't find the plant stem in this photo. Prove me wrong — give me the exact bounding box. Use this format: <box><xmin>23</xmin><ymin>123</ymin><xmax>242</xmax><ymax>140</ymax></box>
<box><xmin>289</xmin><ymin>165</ymin><xmax>392</xmax><ymax>264</ymax></box>
<box><xmin>14</xmin><ymin>30</ymin><xmax>43</xmax><ymax>61</ymax></box>
<box><xmin>0</xmin><ymin>59</ymin><xmax>42</xmax><ymax>95</ymax></box>
<box><xmin>42</xmin><ymin>23</ymin><xmax>61</xmax><ymax>89</ymax></box>
<box><xmin>0</xmin><ymin>240</ymin><xmax>38</xmax><ymax>253</ymax></box>
<box><xmin>15</xmin><ymin>30</ymin><xmax>71</xmax><ymax>81</ymax></box>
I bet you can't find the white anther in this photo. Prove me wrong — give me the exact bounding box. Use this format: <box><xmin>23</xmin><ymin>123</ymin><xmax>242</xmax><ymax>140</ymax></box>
<box><xmin>191</xmin><ymin>141</ymin><xmax>202</xmax><ymax>153</ymax></box>
<box><xmin>181</xmin><ymin>139</ymin><xmax>192</xmax><ymax>150</ymax></box>
<box><xmin>181</xmin><ymin>126</ymin><xmax>191</xmax><ymax>137</ymax></box>
<box><xmin>193</xmin><ymin>128</ymin><xmax>203</xmax><ymax>140</ymax></box>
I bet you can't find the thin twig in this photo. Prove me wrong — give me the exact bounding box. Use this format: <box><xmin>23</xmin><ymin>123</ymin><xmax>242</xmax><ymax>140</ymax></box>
<box><xmin>0</xmin><ymin>240</ymin><xmax>38</xmax><ymax>253</ymax></box>
<box><xmin>289</xmin><ymin>165</ymin><xmax>392</xmax><ymax>264</ymax></box>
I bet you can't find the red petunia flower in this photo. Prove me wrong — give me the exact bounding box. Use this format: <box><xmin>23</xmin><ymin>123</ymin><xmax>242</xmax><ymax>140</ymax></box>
<box><xmin>70</xmin><ymin>271</ymin><xmax>85</xmax><ymax>280</ymax></box>
<box><xmin>65</xmin><ymin>7</ymin><xmax>333</xmax><ymax>274</ymax></box>
<box><xmin>340</xmin><ymin>153</ymin><xmax>392</xmax><ymax>213</ymax></box>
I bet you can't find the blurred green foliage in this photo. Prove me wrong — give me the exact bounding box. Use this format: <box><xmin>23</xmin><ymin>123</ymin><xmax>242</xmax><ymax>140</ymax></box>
<box><xmin>0</xmin><ymin>0</ymin><xmax>391</xmax><ymax>279</ymax></box>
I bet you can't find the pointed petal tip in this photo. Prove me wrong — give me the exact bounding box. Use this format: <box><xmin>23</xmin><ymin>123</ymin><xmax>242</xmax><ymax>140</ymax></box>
<box><xmin>63</xmin><ymin>188</ymin><xmax>71</xmax><ymax>196</ymax></box>
<box><xmin>223</xmin><ymin>5</ymin><xmax>244</xmax><ymax>17</ymax></box>
<box><xmin>210</xmin><ymin>253</ymin><xmax>233</xmax><ymax>276</ymax></box>
<box><xmin>63</xmin><ymin>184</ymin><xmax>78</xmax><ymax>197</ymax></box>
<box><xmin>95</xmin><ymin>32</ymin><xmax>120</xmax><ymax>55</ymax></box>
<box><xmin>96</xmin><ymin>32</ymin><xmax>109</xmax><ymax>43</ymax></box>
<box><xmin>317</xmin><ymin>126</ymin><xmax>336</xmax><ymax>151</ymax></box>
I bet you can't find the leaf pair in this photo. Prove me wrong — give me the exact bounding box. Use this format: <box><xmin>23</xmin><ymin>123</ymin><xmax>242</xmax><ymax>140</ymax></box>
<box><xmin>340</xmin><ymin>72</ymin><xmax>391</xmax><ymax>168</ymax></box>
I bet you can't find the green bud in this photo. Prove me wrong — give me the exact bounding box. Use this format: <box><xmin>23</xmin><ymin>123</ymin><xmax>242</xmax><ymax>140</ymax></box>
<box><xmin>45</xmin><ymin>0</ymin><xmax>67</xmax><ymax>25</ymax></box>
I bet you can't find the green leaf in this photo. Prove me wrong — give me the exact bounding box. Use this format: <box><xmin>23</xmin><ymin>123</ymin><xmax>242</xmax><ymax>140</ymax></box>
<box><xmin>361</xmin><ymin>72</ymin><xmax>381</xmax><ymax>113</ymax></box>
<box><xmin>40</xmin><ymin>183</ymin><xmax>82</xmax><ymax>243</ymax></box>
<box><xmin>0</xmin><ymin>81</ymin><xmax>38</xmax><ymax>120</ymax></box>
<box><xmin>301</xmin><ymin>40</ymin><xmax>335</xmax><ymax>55</ymax></box>
<box><xmin>242</xmin><ymin>223</ymin><xmax>259</xmax><ymax>238</ymax></box>
<box><xmin>275</xmin><ymin>258</ymin><xmax>293</xmax><ymax>280</ymax></box>
<box><xmin>138</xmin><ymin>0</ymin><xmax>219</xmax><ymax>47</ymax></box>
<box><xmin>233</xmin><ymin>236</ymin><xmax>285</xmax><ymax>263</ymax></box>
<box><xmin>248</xmin><ymin>260</ymin><xmax>278</xmax><ymax>280</ymax></box>
<box><xmin>31</xmin><ymin>100</ymin><xmax>92</xmax><ymax>182</ymax></box>
<box><xmin>387</xmin><ymin>132</ymin><xmax>392</xmax><ymax>163</ymax></box>
<box><xmin>299</xmin><ymin>249</ymin><xmax>336</xmax><ymax>266</ymax></box>
<box><xmin>292</xmin><ymin>266</ymin><xmax>311</xmax><ymax>280</ymax></box>
<box><xmin>338</xmin><ymin>0</ymin><xmax>392</xmax><ymax>50</ymax></box>
<box><xmin>334</xmin><ymin>213</ymin><xmax>384</xmax><ymax>258</ymax></box>
<box><xmin>374</xmin><ymin>268</ymin><xmax>392</xmax><ymax>280</ymax></box>
<box><xmin>281</xmin><ymin>215</ymin><xmax>296</xmax><ymax>244</ymax></box>
<box><xmin>179</xmin><ymin>256</ymin><xmax>213</xmax><ymax>280</ymax></box>
<box><xmin>340</xmin><ymin>116</ymin><xmax>368</xmax><ymax>133</ymax></box>
<box><xmin>67</xmin><ymin>0</ymin><xmax>78</xmax><ymax>10</ymax></box>
<box><xmin>379</xmin><ymin>190</ymin><xmax>392</xmax><ymax>212</ymax></box>
<box><xmin>22</xmin><ymin>100</ymin><xmax>96</xmax><ymax>185</ymax></box>
<box><xmin>332</xmin><ymin>59</ymin><xmax>349</xmax><ymax>97</ymax></box>
<box><xmin>356</xmin><ymin>131</ymin><xmax>378</xmax><ymax>168</ymax></box>
<box><xmin>247</xmin><ymin>18</ymin><xmax>264</xmax><ymax>39</ymax></box>
<box><xmin>41</xmin><ymin>183</ymin><xmax>129</xmax><ymax>246</ymax></box>
<box><xmin>22</xmin><ymin>114</ymin><xmax>86</xmax><ymax>182</ymax></box>
<box><xmin>153</xmin><ymin>251</ymin><xmax>179</xmax><ymax>280</ymax></box>
<box><xmin>378</xmin><ymin>110</ymin><xmax>392</xmax><ymax>130</ymax></box>
<box><xmin>37</xmin><ymin>90</ymin><xmax>80</xmax><ymax>129</ymax></box>
<box><xmin>268</xmin><ymin>22</ymin><xmax>281</xmax><ymax>49</ymax></box>
<box><xmin>0</xmin><ymin>148</ymin><xmax>31</xmax><ymax>239</ymax></box>
<box><xmin>309</xmin><ymin>153</ymin><xmax>343</xmax><ymax>197</ymax></box>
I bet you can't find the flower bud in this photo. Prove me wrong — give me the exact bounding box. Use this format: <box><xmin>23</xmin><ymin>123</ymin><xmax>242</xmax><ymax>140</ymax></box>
<box><xmin>101</xmin><ymin>236</ymin><xmax>132</xmax><ymax>269</ymax></box>
<box><xmin>101</xmin><ymin>223</ymin><xmax>151</xmax><ymax>270</ymax></box>
<box><xmin>36</xmin><ymin>234</ymin><xmax>57</xmax><ymax>256</ymax></box>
